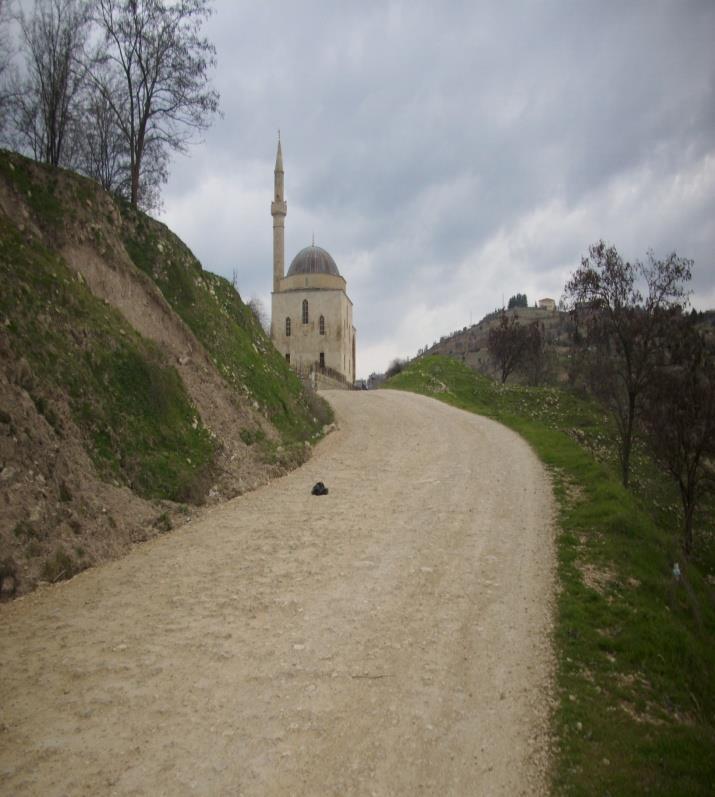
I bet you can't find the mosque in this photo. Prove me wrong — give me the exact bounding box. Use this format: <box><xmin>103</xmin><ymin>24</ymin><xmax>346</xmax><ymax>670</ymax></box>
<box><xmin>270</xmin><ymin>138</ymin><xmax>356</xmax><ymax>387</ymax></box>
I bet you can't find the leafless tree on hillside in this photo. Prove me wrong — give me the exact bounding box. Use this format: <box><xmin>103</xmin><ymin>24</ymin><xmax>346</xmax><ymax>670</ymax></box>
<box><xmin>91</xmin><ymin>0</ymin><xmax>220</xmax><ymax>208</ymax></box>
<box><xmin>74</xmin><ymin>64</ymin><xmax>169</xmax><ymax>209</ymax></box>
<box><xmin>74</xmin><ymin>66</ymin><xmax>126</xmax><ymax>188</ymax></box>
<box><xmin>247</xmin><ymin>297</ymin><xmax>269</xmax><ymax>334</ymax></box>
<box><xmin>563</xmin><ymin>241</ymin><xmax>692</xmax><ymax>487</ymax></box>
<box><xmin>0</xmin><ymin>0</ymin><xmax>16</xmax><ymax>135</ymax></box>
<box><xmin>519</xmin><ymin>320</ymin><xmax>551</xmax><ymax>386</ymax></box>
<box><xmin>7</xmin><ymin>0</ymin><xmax>92</xmax><ymax>166</ymax></box>
<box><xmin>487</xmin><ymin>312</ymin><xmax>530</xmax><ymax>384</ymax></box>
<box><xmin>641</xmin><ymin>318</ymin><xmax>715</xmax><ymax>555</ymax></box>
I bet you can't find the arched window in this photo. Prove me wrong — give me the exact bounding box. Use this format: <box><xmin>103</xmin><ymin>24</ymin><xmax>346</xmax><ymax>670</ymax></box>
<box><xmin>285</xmin><ymin>317</ymin><xmax>291</xmax><ymax>336</ymax></box>
<box><xmin>319</xmin><ymin>352</ymin><xmax>325</xmax><ymax>369</ymax></box>
<box><xmin>319</xmin><ymin>315</ymin><xmax>325</xmax><ymax>335</ymax></box>
<box><xmin>302</xmin><ymin>299</ymin><xmax>309</xmax><ymax>324</ymax></box>
<box><xmin>285</xmin><ymin>353</ymin><xmax>290</xmax><ymax>364</ymax></box>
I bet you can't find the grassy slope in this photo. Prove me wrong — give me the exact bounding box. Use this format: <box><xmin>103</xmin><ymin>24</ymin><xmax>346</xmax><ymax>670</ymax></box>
<box><xmin>387</xmin><ymin>356</ymin><xmax>714</xmax><ymax>796</ymax></box>
<box><xmin>120</xmin><ymin>206</ymin><xmax>330</xmax><ymax>449</ymax></box>
<box><xmin>0</xmin><ymin>147</ymin><xmax>330</xmax><ymax>484</ymax></box>
<box><xmin>0</xmin><ymin>214</ymin><xmax>215</xmax><ymax>502</ymax></box>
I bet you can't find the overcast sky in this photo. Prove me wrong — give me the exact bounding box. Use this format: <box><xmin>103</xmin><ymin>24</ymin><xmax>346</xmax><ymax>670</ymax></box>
<box><xmin>160</xmin><ymin>0</ymin><xmax>715</xmax><ymax>378</ymax></box>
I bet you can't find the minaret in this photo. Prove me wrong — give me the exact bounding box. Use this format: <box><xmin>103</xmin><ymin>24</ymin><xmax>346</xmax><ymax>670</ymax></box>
<box><xmin>271</xmin><ymin>135</ymin><xmax>287</xmax><ymax>293</ymax></box>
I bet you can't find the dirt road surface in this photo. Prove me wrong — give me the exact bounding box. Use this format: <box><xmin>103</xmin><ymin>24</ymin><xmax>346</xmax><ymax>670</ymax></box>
<box><xmin>0</xmin><ymin>390</ymin><xmax>555</xmax><ymax>796</ymax></box>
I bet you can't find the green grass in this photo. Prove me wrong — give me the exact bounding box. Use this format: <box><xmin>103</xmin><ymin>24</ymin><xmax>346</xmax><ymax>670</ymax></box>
<box><xmin>120</xmin><ymin>208</ymin><xmax>332</xmax><ymax>453</ymax></box>
<box><xmin>387</xmin><ymin>355</ymin><xmax>715</xmax><ymax>795</ymax></box>
<box><xmin>0</xmin><ymin>150</ymin><xmax>65</xmax><ymax>228</ymax></box>
<box><xmin>0</xmin><ymin>215</ymin><xmax>216</xmax><ymax>503</ymax></box>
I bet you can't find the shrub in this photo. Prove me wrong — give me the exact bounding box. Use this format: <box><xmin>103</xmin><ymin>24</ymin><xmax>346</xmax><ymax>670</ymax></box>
<box><xmin>42</xmin><ymin>547</ymin><xmax>79</xmax><ymax>583</ymax></box>
<box><xmin>385</xmin><ymin>358</ymin><xmax>407</xmax><ymax>379</ymax></box>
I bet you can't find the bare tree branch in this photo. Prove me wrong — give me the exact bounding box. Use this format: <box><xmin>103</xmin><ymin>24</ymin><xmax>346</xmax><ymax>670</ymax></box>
<box><xmin>92</xmin><ymin>0</ymin><xmax>220</xmax><ymax>207</ymax></box>
<box><xmin>7</xmin><ymin>0</ymin><xmax>92</xmax><ymax>166</ymax></box>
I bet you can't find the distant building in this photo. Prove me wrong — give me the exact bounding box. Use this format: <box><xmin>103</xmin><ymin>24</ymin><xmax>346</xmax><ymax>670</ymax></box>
<box><xmin>538</xmin><ymin>297</ymin><xmax>557</xmax><ymax>311</ymax></box>
<box><xmin>269</xmin><ymin>138</ymin><xmax>356</xmax><ymax>387</ymax></box>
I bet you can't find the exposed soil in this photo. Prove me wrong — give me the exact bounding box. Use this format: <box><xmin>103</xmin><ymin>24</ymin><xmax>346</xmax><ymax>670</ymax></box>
<box><xmin>60</xmin><ymin>240</ymin><xmax>278</xmax><ymax>491</ymax></box>
<box><xmin>0</xmin><ymin>390</ymin><xmax>556</xmax><ymax>795</ymax></box>
<box><xmin>0</xmin><ymin>337</ymin><xmax>164</xmax><ymax>596</ymax></box>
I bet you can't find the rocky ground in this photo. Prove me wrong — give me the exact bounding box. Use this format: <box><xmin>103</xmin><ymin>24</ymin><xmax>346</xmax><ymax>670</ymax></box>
<box><xmin>0</xmin><ymin>389</ymin><xmax>556</xmax><ymax>796</ymax></box>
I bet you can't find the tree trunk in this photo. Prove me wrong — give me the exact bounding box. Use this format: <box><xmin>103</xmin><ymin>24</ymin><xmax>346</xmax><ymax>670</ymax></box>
<box><xmin>681</xmin><ymin>484</ymin><xmax>696</xmax><ymax>556</ymax></box>
<box><xmin>621</xmin><ymin>391</ymin><xmax>636</xmax><ymax>488</ymax></box>
<box><xmin>130</xmin><ymin>157</ymin><xmax>140</xmax><ymax>207</ymax></box>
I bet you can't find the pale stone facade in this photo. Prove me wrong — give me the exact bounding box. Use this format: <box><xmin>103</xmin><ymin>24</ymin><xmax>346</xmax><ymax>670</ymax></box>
<box><xmin>270</xmin><ymin>139</ymin><xmax>356</xmax><ymax>385</ymax></box>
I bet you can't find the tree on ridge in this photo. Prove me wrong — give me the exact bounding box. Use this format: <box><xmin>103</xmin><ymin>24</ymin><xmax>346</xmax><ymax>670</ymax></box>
<box><xmin>7</xmin><ymin>0</ymin><xmax>92</xmax><ymax>167</ymax></box>
<box><xmin>563</xmin><ymin>241</ymin><xmax>692</xmax><ymax>488</ymax></box>
<box><xmin>641</xmin><ymin>318</ymin><xmax>715</xmax><ymax>554</ymax></box>
<box><xmin>91</xmin><ymin>0</ymin><xmax>220</xmax><ymax>207</ymax></box>
<box><xmin>487</xmin><ymin>312</ymin><xmax>530</xmax><ymax>384</ymax></box>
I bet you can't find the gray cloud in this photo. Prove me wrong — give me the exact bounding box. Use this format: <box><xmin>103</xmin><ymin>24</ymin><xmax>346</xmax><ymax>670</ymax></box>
<box><xmin>161</xmin><ymin>0</ymin><xmax>715</xmax><ymax>376</ymax></box>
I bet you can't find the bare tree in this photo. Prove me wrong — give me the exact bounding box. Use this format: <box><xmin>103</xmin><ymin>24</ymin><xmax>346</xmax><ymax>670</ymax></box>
<box><xmin>641</xmin><ymin>319</ymin><xmax>715</xmax><ymax>555</ymax></box>
<box><xmin>563</xmin><ymin>241</ymin><xmax>692</xmax><ymax>487</ymax></box>
<box><xmin>92</xmin><ymin>0</ymin><xmax>220</xmax><ymax>207</ymax></box>
<box><xmin>519</xmin><ymin>320</ymin><xmax>551</xmax><ymax>386</ymax></box>
<box><xmin>73</xmin><ymin>62</ymin><xmax>128</xmax><ymax>191</ymax></box>
<box><xmin>9</xmin><ymin>0</ymin><xmax>92</xmax><ymax>166</ymax></box>
<box><xmin>247</xmin><ymin>297</ymin><xmax>269</xmax><ymax>333</ymax></box>
<box><xmin>71</xmin><ymin>67</ymin><xmax>169</xmax><ymax>210</ymax></box>
<box><xmin>0</xmin><ymin>0</ymin><xmax>16</xmax><ymax>134</ymax></box>
<box><xmin>487</xmin><ymin>312</ymin><xmax>530</xmax><ymax>383</ymax></box>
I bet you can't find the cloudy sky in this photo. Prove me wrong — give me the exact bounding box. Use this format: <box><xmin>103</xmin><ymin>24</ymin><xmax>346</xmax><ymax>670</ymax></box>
<box><xmin>161</xmin><ymin>0</ymin><xmax>715</xmax><ymax>378</ymax></box>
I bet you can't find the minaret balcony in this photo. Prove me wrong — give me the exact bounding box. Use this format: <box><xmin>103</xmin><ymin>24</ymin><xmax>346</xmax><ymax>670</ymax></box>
<box><xmin>271</xmin><ymin>200</ymin><xmax>287</xmax><ymax>216</ymax></box>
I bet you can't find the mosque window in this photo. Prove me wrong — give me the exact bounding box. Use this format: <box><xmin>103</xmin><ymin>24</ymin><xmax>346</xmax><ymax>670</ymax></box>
<box><xmin>319</xmin><ymin>352</ymin><xmax>325</xmax><ymax>369</ymax></box>
<box><xmin>302</xmin><ymin>299</ymin><xmax>309</xmax><ymax>324</ymax></box>
<box><xmin>285</xmin><ymin>353</ymin><xmax>290</xmax><ymax>364</ymax></box>
<box><xmin>285</xmin><ymin>317</ymin><xmax>291</xmax><ymax>336</ymax></box>
<box><xmin>319</xmin><ymin>315</ymin><xmax>325</xmax><ymax>335</ymax></box>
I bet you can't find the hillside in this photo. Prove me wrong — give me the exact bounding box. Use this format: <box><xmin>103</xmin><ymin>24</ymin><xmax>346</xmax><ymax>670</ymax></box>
<box><xmin>0</xmin><ymin>149</ymin><xmax>331</xmax><ymax>597</ymax></box>
<box><xmin>423</xmin><ymin>305</ymin><xmax>714</xmax><ymax>386</ymax></box>
<box><xmin>423</xmin><ymin>305</ymin><xmax>571</xmax><ymax>380</ymax></box>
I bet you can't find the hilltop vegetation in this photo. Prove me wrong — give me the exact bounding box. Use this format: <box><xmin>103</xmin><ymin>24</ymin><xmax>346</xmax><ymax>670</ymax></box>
<box><xmin>387</xmin><ymin>356</ymin><xmax>715</xmax><ymax>796</ymax></box>
<box><xmin>0</xmin><ymin>149</ymin><xmax>330</xmax><ymax>597</ymax></box>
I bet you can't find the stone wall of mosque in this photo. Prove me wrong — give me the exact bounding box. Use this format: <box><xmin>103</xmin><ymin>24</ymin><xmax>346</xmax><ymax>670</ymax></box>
<box><xmin>271</xmin><ymin>288</ymin><xmax>355</xmax><ymax>385</ymax></box>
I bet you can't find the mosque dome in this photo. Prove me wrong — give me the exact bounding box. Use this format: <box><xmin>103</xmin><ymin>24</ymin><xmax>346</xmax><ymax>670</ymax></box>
<box><xmin>287</xmin><ymin>244</ymin><xmax>341</xmax><ymax>278</ymax></box>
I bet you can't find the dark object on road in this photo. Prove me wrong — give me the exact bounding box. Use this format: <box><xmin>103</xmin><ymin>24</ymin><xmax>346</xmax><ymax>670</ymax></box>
<box><xmin>311</xmin><ymin>481</ymin><xmax>329</xmax><ymax>496</ymax></box>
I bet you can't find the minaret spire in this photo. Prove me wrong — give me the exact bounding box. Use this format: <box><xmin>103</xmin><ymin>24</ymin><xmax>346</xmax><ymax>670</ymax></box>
<box><xmin>275</xmin><ymin>131</ymin><xmax>283</xmax><ymax>172</ymax></box>
<box><xmin>271</xmin><ymin>134</ymin><xmax>287</xmax><ymax>293</ymax></box>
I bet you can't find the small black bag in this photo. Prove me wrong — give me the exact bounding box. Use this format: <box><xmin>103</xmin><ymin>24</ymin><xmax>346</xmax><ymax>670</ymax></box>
<box><xmin>311</xmin><ymin>481</ymin><xmax>329</xmax><ymax>496</ymax></box>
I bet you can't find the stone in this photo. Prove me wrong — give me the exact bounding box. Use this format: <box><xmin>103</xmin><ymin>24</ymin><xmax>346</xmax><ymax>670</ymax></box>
<box><xmin>0</xmin><ymin>574</ymin><xmax>16</xmax><ymax>598</ymax></box>
<box><xmin>0</xmin><ymin>466</ymin><xmax>16</xmax><ymax>482</ymax></box>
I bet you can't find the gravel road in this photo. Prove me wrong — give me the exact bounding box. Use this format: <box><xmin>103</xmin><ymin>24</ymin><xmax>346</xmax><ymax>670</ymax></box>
<box><xmin>0</xmin><ymin>389</ymin><xmax>555</xmax><ymax>796</ymax></box>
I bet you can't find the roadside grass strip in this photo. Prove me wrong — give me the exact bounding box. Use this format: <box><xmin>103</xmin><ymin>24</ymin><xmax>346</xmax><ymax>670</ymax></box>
<box><xmin>387</xmin><ymin>355</ymin><xmax>715</xmax><ymax>796</ymax></box>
